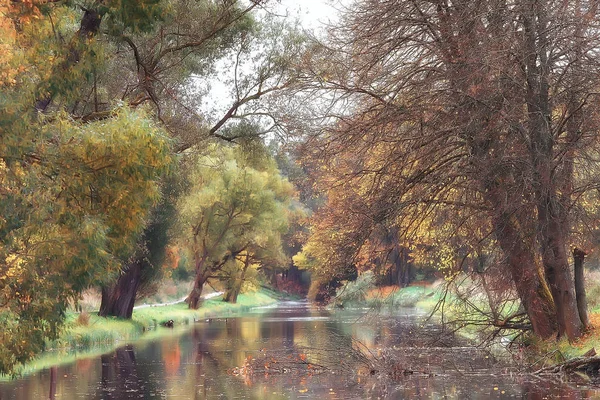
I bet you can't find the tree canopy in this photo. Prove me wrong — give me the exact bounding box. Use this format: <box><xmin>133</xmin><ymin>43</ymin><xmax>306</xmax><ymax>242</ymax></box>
<box><xmin>0</xmin><ymin>1</ymin><xmax>173</xmax><ymax>373</ymax></box>
<box><xmin>288</xmin><ymin>0</ymin><xmax>600</xmax><ymax>341</ymax></box>
<box><xmin>175</xmin><ymin>142</ymin><xmax>295</xmax><ymax>308</ymax></box>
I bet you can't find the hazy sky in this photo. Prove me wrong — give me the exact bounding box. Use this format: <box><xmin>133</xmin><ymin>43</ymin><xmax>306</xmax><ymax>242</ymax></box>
<box><xmin>276</xmin><ymin>0</ymin><xmax>342</xmax><ymax>33</ymax></box>
<box><xmin>198</xmin><ymin>0</ymin><xmax>343</xmax><ymax>122</ymax></box>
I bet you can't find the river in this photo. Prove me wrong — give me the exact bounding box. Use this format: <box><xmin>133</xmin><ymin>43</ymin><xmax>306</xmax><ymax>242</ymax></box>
<box><xmin>1</xmin><ymin>301</ymin><xmax>599</xmax><ymax>399</ymax></box>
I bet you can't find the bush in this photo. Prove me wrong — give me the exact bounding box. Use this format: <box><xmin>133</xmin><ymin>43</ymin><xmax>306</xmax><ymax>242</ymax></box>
<box><xmin>334</xmin><ymin>272</ymin><xmax>375</xmax><ymax>307</ymax></box>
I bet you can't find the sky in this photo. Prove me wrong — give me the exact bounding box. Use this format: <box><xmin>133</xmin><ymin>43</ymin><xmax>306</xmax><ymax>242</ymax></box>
<box><xmin>275</xmin><ymin>0</ymin><xmax>342</xmax><ymax>33</ymax></box>
<box><xmin>198</xmin><ymin>0</ymin><xmax>344</xmax><ymax>124</ymax></box>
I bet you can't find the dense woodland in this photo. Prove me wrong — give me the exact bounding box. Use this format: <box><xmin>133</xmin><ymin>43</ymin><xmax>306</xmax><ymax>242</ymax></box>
<box><xmin>2</xmin><ymin>0</ymin><xmax>600</xmax><ymax>376</ymax></box>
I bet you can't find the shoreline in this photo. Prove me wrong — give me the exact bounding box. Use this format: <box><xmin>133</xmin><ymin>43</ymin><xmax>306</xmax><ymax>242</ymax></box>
<box><xmin>334</xmin><ymin>281</ymin><xmax>600</xmax><ymax>368</ymax></box>
<box><xmin>5</xmin><ymin>289</ymin><xmax>281</xmax><ymax>378</ymax></box>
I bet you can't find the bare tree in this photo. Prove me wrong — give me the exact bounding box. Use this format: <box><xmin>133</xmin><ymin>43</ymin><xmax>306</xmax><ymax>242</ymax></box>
<box><xmin>291</xmin><ymin>0</ymin><xmax>600</xmax><ymax>341</ymax></box>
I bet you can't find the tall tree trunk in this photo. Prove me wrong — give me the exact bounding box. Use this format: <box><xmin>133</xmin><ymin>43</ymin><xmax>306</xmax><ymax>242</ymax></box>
<box><xmin>99</xmin><ymin>258</ymin><xmax>143</xmax><ymax>318</ymax></box>
<box><xmin>486</xmin><ymin>176</ymin><xmax>557</xmax><ymax>339</ymax></box>
<box><xmin>98</xmin><ymin>196</ymin><xmax>174</xmax><ymax>318</ymax></box>
<box><xmin>492</xmin><ymin>213</ymin><xmax>557</xmax><ymax>339</ymax></box>
<box><xmin>573</xmin><ymin>248</ymin><xmax>589</xmax><ymax>330</ymax></box>
<box><xmin>521</xmin><ymin>0</ymin><xmax>583</xmax><ymax>340</ymax></box>
<box><xmin>536</xmin><ymin>198</ymin><xmax>582</xmax><ymax>339</ymax></box>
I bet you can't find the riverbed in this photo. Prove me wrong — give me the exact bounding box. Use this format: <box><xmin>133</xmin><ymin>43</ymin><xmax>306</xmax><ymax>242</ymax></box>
<box><xmin>0</xmin><ymin>301</ymin><xmax>598</xmax><ymax>399</ymax></box>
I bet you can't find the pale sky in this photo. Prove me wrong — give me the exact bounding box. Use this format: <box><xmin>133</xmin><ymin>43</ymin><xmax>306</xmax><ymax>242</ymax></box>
<box><xmin>275</xmin><ymin>0</ymin><xmax>342</xmax><ymax>33</ymax></box>
<box><xmin>197</xmin><ymin>0</ymin><xmax>344</xmax><ymax>126</ymax></box>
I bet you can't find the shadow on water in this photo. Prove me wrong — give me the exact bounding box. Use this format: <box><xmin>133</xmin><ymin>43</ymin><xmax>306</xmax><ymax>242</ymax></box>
<box><xmin>1</xmin><ymin>301</ymin><xmax>600</xmax><ymax>399</ymax></box>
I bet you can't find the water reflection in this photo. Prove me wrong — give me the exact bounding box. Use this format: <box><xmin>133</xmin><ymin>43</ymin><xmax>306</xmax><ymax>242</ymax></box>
<box><xmin>48</xmin><ymin>367</ymin><xmax>56</xmax><ymax>400</ymax></box>
<box><xmin>1</xmin><ymin>301</ymin><xmax>600</xmax><ymax>399</ymax></box>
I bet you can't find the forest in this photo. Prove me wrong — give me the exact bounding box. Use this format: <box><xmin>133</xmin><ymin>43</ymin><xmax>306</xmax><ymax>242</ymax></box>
<box><xmin>2</xmin><ymin>0</ymin><xmax>600</xmax><ymax>381</ymax></box>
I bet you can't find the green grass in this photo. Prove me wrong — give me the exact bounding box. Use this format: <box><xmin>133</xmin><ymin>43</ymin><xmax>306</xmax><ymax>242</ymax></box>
<box><xmin>131</xmin><ymin>290</ymin><xmax>277</xmax><ymax>328</ymax></box>
<box><xmin>4</xmin><ymin>290</ymin><xmax>277</xmax><ymax>378</ymax></box>
<box><xmin>381</xmin><ymin>286</ymin><xmax>437</xmax><ymax>308</ymax></box>
<box><xmin>59</xmin><ymin>290</ymin><xmax>277</xmax><ymax>349</ymax></box>
<box><xmin>527</xmin><ymin>310</ymin><xmax>600</xmax><ymax>365</ymax></box>
<box><xmin>334</xmin><ymin>277</ymin><xmax>440</xmax><ymax>311</ymax></box>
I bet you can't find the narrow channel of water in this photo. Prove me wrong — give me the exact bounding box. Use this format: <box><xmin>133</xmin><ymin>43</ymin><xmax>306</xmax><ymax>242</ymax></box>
<box><xmin>1</xmin><ymin>301</ymin><xmax>599</xmax><ymax>399</ymax></box>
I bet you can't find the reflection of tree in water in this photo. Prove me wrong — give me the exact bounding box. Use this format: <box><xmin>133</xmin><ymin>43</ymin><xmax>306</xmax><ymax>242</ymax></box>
<box><xmin>48</xmin><ymin>366</ymin><xmax>57</xmax><ymax>400</ymax></box>
<box><xmin>191</xmin><ymin>323</ymin><xmax>248</xmax><ymax>399</ymax></box>
<box><xmin>96</xmin><ymin>345</ymin><xmax>163</xmax><ymax>399</ymax></box>
<box><xmin>161</xmin><ymin>341</ymin><xmax>181</xmax><ymax>376</ymax></box>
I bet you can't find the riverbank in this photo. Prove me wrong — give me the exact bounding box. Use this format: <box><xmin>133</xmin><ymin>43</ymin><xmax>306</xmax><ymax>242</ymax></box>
<box><xmin>8</xmin><ymin>289</ymin><xmax>280</xmax><ymax>377</ymax></box>
<box><xmin>335</xmin><ymin>276</ymin><xmax>600</xmax><ymax>370</ymax></box>
<box><xmin>332</xmin><ymin>273</ymin><xmax>441</xmax><ymax>311</ymax></box>
<box><xmin>531</xmin><ymin>311</ymin><xmax>600</xmax><ymax>361</ymax></box>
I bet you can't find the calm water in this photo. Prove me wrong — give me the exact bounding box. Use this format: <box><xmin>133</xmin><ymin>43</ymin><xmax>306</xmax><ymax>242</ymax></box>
<box><xmin>1</xmin><ymin>301</ymin><xmax>599</xmax><ymax>399</ymax></box>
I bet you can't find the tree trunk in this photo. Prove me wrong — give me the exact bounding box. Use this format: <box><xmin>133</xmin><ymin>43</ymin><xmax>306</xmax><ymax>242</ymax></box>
<box><xmin>99</xmin><ymin>259</ymin><xmax>142</xmax><ymax>318</ymax></box>
<box><xmin>187</xmin><ymin>273</ymin><xmax>207</xmax><ymax>309</ymax></box>
<box><xmin>536</xmin><ymin>202</ymin><xmax>583</xmax><ymax>340</ymax></box>
<box><xmin>573</xmin><ymin>248</ymin><xmax>589</xmax><ymax>330</ymax></box>
<box><xmin>491</xmin><ymin>209</ymin><xmax>557</xmax><ymax>340</ymax></box>
<box><xmin>224</xmin><ymin>254</ymin><xmax>250</xmax><ymax>304</ymax></box>
<box><xmin>398</xmin><ymin>247</ymin><xmax>412</xmax><ymax>288</ymax></box>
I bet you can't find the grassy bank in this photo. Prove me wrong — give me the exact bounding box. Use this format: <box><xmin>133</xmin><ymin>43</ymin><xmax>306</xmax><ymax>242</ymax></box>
<box><xmin>333</xmin><ymin>272</ymin><xmax>441</xmax><ymax>311</ymax></box>
<box><xmin>529</xmin><ymin>311</ymin><xmax>600</xmax><ymax>364</ymax></box>
<box><xmin>335</xmin><ymin>275</ymin><xmax>600</xmax><ymax>368</ymax></box>
<box><xmin>56</xmin><ymin>290</ymin><xmax>277</xmax><ymax>350</ymax></box>
<box><xmin>9</xmin><ymin>290</ymin><xmax>278</xmax><ymax>377</ymax></box>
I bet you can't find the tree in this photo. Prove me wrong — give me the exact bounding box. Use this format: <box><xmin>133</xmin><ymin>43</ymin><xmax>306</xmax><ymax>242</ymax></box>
<box><xmin>0</xmin><ymin>2</ymin><xmax>172</xmax><ymax>374</ymax></box>
<box><xmin>176</xmin><ymin>143</ymin><xmax>293</xmax><ymax>309</ymax></box>
<box><xmin>91</xmin><ymin>0</ymin><xmax>307</xmax><ymax>317</ymax></box>
<box><xmin>98</xmin><ymin>184</ymin><xmax>177</xmax><ymax>318</ymax></box>
<box><xmin>291</xmin><ymin>0</ymin><xmax>600</xmax><ymax>341</ymax></box>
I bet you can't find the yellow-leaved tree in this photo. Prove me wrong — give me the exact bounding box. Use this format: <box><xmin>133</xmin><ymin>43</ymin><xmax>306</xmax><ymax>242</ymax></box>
<box><xmin>175</xmin><ymin>143</ymin><xmax>294</xmax><ymax>308</ymax></box>
<box><xmin>0</xmin><ymin>1</ymin><xmax>173</xmax><ymax>374</ymax></box>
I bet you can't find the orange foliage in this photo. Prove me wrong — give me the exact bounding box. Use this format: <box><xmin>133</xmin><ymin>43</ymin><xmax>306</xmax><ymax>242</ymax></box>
<box><xmin>366</xmin><ymin>285</ymin><xmax>398</xmax><ymax>300</ymax></box>
<box><xmin>163</xmin><ymin>246</ymin><xmax>181</xmax><ymax>271</ymax></box>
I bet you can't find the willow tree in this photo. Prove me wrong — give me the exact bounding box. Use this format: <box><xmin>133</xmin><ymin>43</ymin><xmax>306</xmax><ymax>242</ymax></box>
<box><xmin>292</xmin><ymin>0</ymin><xmax>600</xmax><ymax>341</ymax></box>
<box><xmin>0</xmin><ymin>1</ymin><xmax>172</xmax><ymax>374</ymax></box>
<box><xmin>176</xmin><ymin>143</ymin><xmax>293</xmax><ymax>309</ymax></box>
<box><xmin>93</xmin><ymin>1</ymin><xmax>306</xmax><ymax>317</ymax></box>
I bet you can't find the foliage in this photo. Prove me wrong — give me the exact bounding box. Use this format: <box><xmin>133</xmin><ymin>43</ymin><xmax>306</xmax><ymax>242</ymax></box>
<box><xmin>289</xmin><ymin>0</ymin><xmax>600</xmax><ymax>341</ymax></box>
<box><xmin>0</xmin><ymin>2</ymin><xmax>173</xmax><ymax>374</ymax></box>
<box><xmin>333</xmin><ymin>271</ymin><xmax>375</xmax><ymax>306</ymax></box>
<box><xmin>175</xmin><ymin>142</ymin><xmax>295</xmax><ymax>305</ymax></box>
